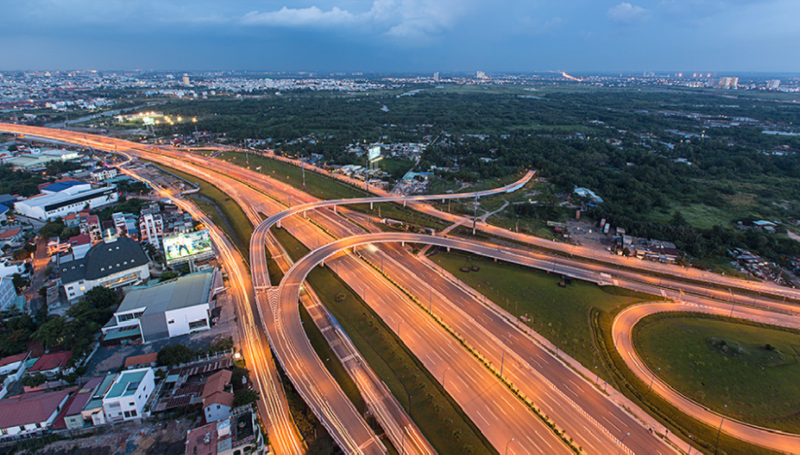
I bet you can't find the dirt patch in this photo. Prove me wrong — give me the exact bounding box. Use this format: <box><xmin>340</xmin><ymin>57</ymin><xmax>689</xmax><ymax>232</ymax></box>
<box><xmin>36</xmin><ymin>419</ymin><xmax>193</xmax><ymax>455</ymax></box>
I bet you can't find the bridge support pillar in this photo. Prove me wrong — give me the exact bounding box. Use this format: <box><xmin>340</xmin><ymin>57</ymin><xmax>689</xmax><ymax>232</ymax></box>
<box><xmin>333</xmin><ymin>205</ymin><xmax>337</xmax><ymax>213</ymax></box>
<box><xmin>370</xmin><ymin>201</ymin><xmax>373</xmax><ymax>210</ymax></box>
<box><xmin>403</xmin><ymin>200</ymin><xmax>406</xmax><ymax>207</ymax></box>
<box><xmin>447</xmin><ymin>247</ymin><xmax>450</xmax><ymax>252</ymax></box>
<box><xmin>277</xmin><ymin>220</ymin><xmax>281</xmax><ymax>229</ymax></box>
<box><xmin>401</xmin><ymin>241</ymin><xmax>405</xmax><ymax>247</ymax></box>
<box><xmin>303</xmin><ymin>211</ymin><xmax>306</xmax><ymax>219</ymax></box>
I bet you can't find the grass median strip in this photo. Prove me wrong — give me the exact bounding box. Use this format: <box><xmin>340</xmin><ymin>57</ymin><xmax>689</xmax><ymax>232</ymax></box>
<box><xmin>220</xmin><ymin>151</ymin><xmax>367</xmax><ymax>200</ymax></box>
<box><xmin>272</xmin><ymin>227</ymin><xmax>498</xmax><ymax>455</ymax></box>
<box><xmin>634</xmin><ymin>312</ymin><xmax>800</xmax><ymax>433</ymax></box>
<box><xmin>431</xmin><ymin>250</ymin><xmax>655</xmax><ymax>383</ymax></box>
<box><xmin>153</xmin><ymin>163</ymin><xmax>253</xmax><ymax>260</ymax></box>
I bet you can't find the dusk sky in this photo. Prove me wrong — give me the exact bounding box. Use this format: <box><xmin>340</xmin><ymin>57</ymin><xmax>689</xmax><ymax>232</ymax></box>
<box><xmin>2</xmin><ymin>0</ymin><xmax>798</xmax><ymax>73</ymax></box>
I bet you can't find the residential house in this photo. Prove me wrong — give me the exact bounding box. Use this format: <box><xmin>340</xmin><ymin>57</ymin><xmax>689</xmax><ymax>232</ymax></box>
<box><xmin>60</xmin><ymin>377</ymin><xmax>104</xmax><ymax>430</ymax></box>
<box><xmin>0</xmin><ymin>389</ymin><xmax>71</xmax><ymax>440</ymax></box>
<box><xmin>184</xmin><ymin>407</ymin><xmax>265</xmax><ymax>455</ymax></box>
<box><xmin>28</xmin><ymin>351</ymin><xmax>73</xmax><ymax>379</ymax></box>
<box><xmin>102</xmin><ymin>367</ymin><xmax>155</xmax><ymax>422</ymax></box>
<box><xmin>202</xmin><ymin>370</ymin><xmax>234</xmax><ymax>423</ymax></box>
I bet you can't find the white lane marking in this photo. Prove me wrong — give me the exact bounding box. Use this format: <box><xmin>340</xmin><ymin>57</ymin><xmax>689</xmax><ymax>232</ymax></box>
<box><xmin>583</xmin><ymin>425</ymin><xmax>603</xmax><ymax>445</ymax></box>
<box><xmin>475</xmin><ymin>411</ymin><xmax>491</xmax><ymax>426</ymax></box>
<box><xmin>602</xmin><ymin>416</ymin><xmax>621</xmax><ymax>433</ymax></box>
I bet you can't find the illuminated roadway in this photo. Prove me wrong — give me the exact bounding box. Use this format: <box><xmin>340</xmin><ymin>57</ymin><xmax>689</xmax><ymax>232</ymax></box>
<box><xmin>7</xmin><ymin>123</ymin><xmax>800</xmax><ymax>452</ymax></box>
<box><xmin>614</xmin><ymin>302</ymin><xmax>800</xmax><ymax>454</ymax></box>
<box><xmin>6</xmin><ymin>124</ymin><xmax>669</xmax><ymax>453</ymax></box>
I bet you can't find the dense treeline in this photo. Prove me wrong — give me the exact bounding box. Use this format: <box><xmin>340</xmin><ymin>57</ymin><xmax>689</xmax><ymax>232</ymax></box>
<box><xmin>155</xmin><ymin>88</ymin><xmax>800</xmax><ymax>262</ymax></box>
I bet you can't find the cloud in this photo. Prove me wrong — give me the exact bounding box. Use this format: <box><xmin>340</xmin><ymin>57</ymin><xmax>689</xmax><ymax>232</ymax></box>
<box><xmin>607</xmin><ymin>2</ymin><xmax>649</xmax><ymax>24</ymax></box>
<box><xmin>242</xmin><ymin>6</ymin><xmax>356</xmax><ymax>27</ymax></box>
<box><xmin>241</xmin><ymin>0</ymin><xmax>467</xmax><ymax>40</ymax></box>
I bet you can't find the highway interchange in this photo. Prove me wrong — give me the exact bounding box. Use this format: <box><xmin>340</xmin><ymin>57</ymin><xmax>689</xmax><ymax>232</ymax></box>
<box><xmin>3</xmin><ymin>123</ymin><xmax>800</xmax><ymax>454</ymax></box>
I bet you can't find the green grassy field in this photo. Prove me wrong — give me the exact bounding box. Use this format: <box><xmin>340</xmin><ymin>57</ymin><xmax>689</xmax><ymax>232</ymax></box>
<box><xmin>634</xmin><ymin>313</ymin><xmax>800</xmax><ymax>433</ymax></box>
<box><xmin>154</xmin><ymin>164</ymin><xmax>254</xmax><ymax>260</ymax></box>
<box><xmin>379</xmin><ymin>158</ymin><xmax>415</xmax><ymax>179</ymax></box>
<box><xmin>431</xmin><ymin>251</ymin><xmax>656</xmax><ymax>381</ymax></box>
<box><xmin>272</xmin><ymin>228</ymin><xmax>497</xmax><ymax>455</ymax></box>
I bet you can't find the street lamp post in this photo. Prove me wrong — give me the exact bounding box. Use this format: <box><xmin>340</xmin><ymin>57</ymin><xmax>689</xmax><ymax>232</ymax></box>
<box><xmin>442</xmin><ymin>366</ymin><xmax>450</xmax><ymax>388</ymax></box>
<box><xmin>505</xmin><ymin>437</ymin><xmax>515</xmax><ymax>455</ymax></box>
<box><xmin>687</xmin><ymin>434</ymin><xmax>694</xmax><ymax>455</ymax></box>
<box><xmin>648</xmin><ymin>367</ymin><xmax>661</xmax><ymax>393</ymax></box>
<box><xmin>715</xmin><ymin>404</ymin><xmax>727</xmax><ymax>453</ymax></box>
<box><xmin>616</xmin><ymin>432</ymin><xmax>630</xmax><ymax>455</ymax></box>
<box><xmin>398</xmin><ymin>319</ymin><xmax>405</xmax><ymax>337</ymax></box>
<box><xmin>595</xmin><ymin>366</ymin><xmax>600</xmax><ymax>386</ymax></box>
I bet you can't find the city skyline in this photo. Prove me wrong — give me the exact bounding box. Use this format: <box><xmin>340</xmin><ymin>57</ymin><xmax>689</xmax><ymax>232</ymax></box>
<box><xmin>2</xmin><ymin>0</ymin><xmax>799</xmax><ymax>72</ymax></box>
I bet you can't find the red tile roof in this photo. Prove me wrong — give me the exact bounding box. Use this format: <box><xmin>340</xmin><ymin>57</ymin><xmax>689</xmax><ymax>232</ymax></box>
<box><xmin>69</xmin><ymin>234</ymin><xmax>92</xmax><ymax>246</ymax></box>
<box><xmin>204</xmin><ymin>391</ymin><xmax>234</xmax><ymax>409</ymax></box>
<box><xmin>30</xmin><ymin>351</ymin><xmax>72</xmax><ymax>373</ymax></box>
<box><xmin>0</xmin><ymin>229</ymin><xmax>21</xmax><ymax>240</ymax></box>
<box><xmin>0</xmin><ymin>389</ymin><xmax>71</xmax><ymax>429</ymax></box>
<box><xmin>124</xmin><ymin>352</ymin><xmax>158</xmax><ymax>369</ymax></box>
<box><xmin>202</xmin><ymin>369</ymin><xmax>232</xmax><ymax>399</ymax></box>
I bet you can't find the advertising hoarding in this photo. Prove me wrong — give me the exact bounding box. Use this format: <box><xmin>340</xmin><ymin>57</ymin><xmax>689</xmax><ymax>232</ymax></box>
<box><xmin>163</xmin><ymin>230</ymin><xmax>214</xmax><ymax>265</ymax></box>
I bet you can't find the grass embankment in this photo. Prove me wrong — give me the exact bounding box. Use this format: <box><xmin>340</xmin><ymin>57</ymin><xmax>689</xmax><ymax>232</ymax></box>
<box><xmin>220</xmin><ymin>151</ymin><xmax>448</xmax><ymax>230</ymax></box>
<box><xmin>431</xmin><ymin>251</ymin><xmax>654</xmax><ymax>383</ymax></box>
<box><xmin>220</xmin><ymin>151</ymin><xmax>367</xmax><ymax>200</ymax></box>
<box><xmin>434</xmin><ymin>251</ymin><xmax>776</xmax><ymax>454</ymax></box>
<box><xmin>272</xmin><ymin>228</ymin><xmax>497</xmax><ymax>455</ymax></box>
<box><xmin>154</xmin><ymin>164</ymin><xmax>253</xmax><ymax>260</ymax></box>
<box><xmin>635</xmin><ymin>313</ymin><xmax>800</xmax><ymax>433</ymax></box>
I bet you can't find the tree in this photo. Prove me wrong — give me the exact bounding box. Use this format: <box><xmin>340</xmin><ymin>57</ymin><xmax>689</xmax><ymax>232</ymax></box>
<box><xmin>233</xmin><ymin>389</ymin><xmax>260</xmax><ymax>407</ymax></box>
<box><xmin>39</xmin><ymin>220</ymin><xmax>65</xmax><ymax>239</ymax></box>
<box><xmin>84</xmin><ymin>286</ymin><xmax>119</xmax><ymax>309</ymax></box>
<box><xmin>33</xmin><ymin>317</ymin><xmax>66</xmax><ymax>349</ymax></box>
<box><xmin>157</xmin><ymin>344</ymin><xmax>195</xmax><ymax>367</ymax></box>
<box><xmin>670</xmin><ymin>210</ymin><xmax>688</xmax><ymax>227</ymax></box>
<box><xmin>22</xmin><ymin>373</ymin><xmax>46</xmax><ymax>388</ymax></box>
<box><xmin>159</xmin><ymin>271</ymin><xmax>179</xmax><ymax>281</ymax></box>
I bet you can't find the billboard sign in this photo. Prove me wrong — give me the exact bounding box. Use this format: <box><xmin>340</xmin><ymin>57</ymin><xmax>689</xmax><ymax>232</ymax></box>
<box><xmin>368</xmin><ymin>145</ymin><xmax>382</xmax><ymax>162</ymax></box>
<box><xmin>163</xmin><ymin>230</ymin><xmax>214</xmax><ymax>265</ymax></box>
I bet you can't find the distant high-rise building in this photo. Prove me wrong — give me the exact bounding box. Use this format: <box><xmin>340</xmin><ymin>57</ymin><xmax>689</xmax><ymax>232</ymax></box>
<box><xmin>476</xmin><ymin>71</ymin><xmax>486</xmax><ymax>79</ymax></box>
<box><xmin>717</xmin><ymin>77</ymin><xmax>738</xmax><ymax>89</ymax></box>
<box><xmin>182</xmin><ymin>74</ymin><xmax>190</xmax><ymax>85</ymax></box>
<box><xmin>433</xmin><ymin>72</ymin><xmax>440</xmax><ymax>82</ymax></box>
<box><xmin>767</xmin><ymin>79</ymin><xmax>781</xmax><ymax>90</ymax></box>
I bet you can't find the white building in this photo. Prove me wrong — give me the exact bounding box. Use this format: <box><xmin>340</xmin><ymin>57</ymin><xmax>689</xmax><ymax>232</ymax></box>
<box><xmin>59</xmin><ymin>236</ymin><xmax>150</xmax><ymax>302</ymax></box>
<box><xmin>14</xmin><ymin>181</ymin><xmax>118</xmax><ymax>221</ymax></box>
<box><xmin>0</xmin><ymin>389</ymin><xmax>71</xmax><ymax>440</ymax></box>
<box><xmin>91</xmin><ymin>168</ymin><xmax>118</xmax><ymax>182</ymax></box>
<box><xmin>0</xmin><ymin>258</ymin><xmax>25</xmax><ymax>278</ymax></box>
<box><xmin>102</xmin><ymin>367</ymin><xmax>155</xmax><ymax>422</ymax></box>
<box><xmin>0</xmin><ymin>352</ymin><xmax>30</xmax><ymax>392</ymax></box>
<box><xmin>0</xmin><ymin>275</ymin><xmax>21</xmax><ymax>313</ymax></box>
<box><xmin>101</xmin><ymin>269</ymin><xmax>219</xmax><ymax>344</ymax></box>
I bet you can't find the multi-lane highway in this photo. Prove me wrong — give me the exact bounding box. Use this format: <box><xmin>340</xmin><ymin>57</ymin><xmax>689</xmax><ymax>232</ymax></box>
<box><xmin>6</xmin><ymin>123</ymin><xmax>800</xmax><ymax>454</ymax></box>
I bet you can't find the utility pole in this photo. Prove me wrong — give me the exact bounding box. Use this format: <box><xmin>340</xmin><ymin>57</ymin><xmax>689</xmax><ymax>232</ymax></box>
<box><xmin>472</xmin><ymin>194</ymin><xmax>478</xmax><ymax>235</ymax></box>
<box><xmin>302</xmin><ymin>160</ymin><xmax>306</xmax><ymax>186</ymax></box>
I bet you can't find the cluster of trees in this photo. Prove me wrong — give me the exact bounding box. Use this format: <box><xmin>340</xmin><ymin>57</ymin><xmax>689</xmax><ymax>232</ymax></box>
<box><xmin>0</xmin><ymin>164</ymin><xmax>44</xmax><ymax>197</ymax></box>
<box><xmin>156</xmin><ymin>337</ymin><xmax>234</xmax><ymax>367</ymax></box>
<box><xmin>33</xmin><ymin>286</ymin><xmax>120</xmax><ymax>357</ymax></box>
